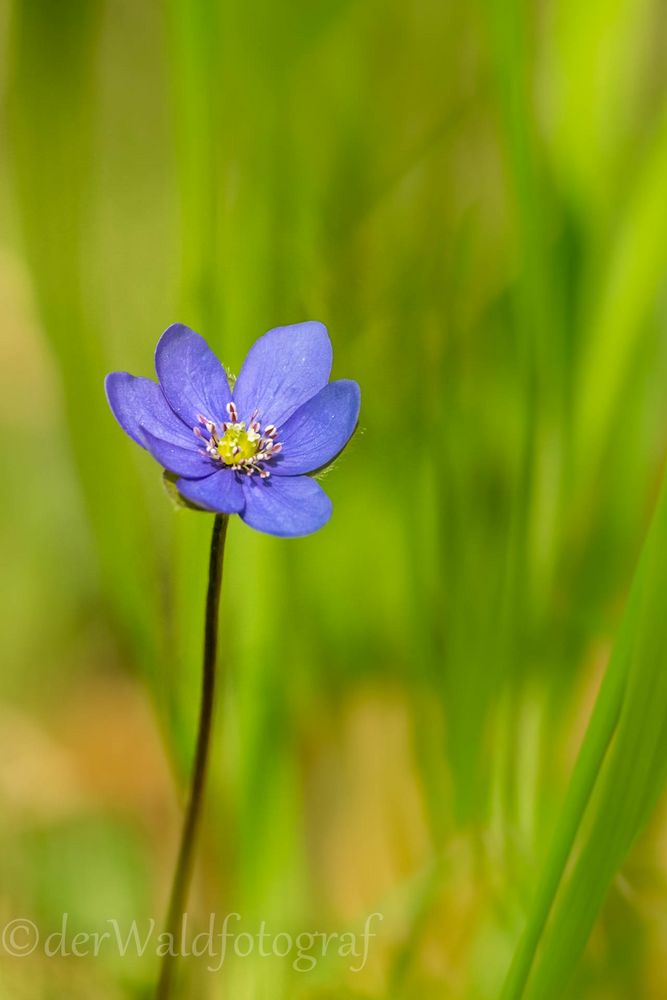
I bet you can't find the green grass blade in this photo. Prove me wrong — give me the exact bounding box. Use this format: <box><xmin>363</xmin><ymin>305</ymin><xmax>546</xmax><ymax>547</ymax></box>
<box><xmin>502</xmin><ymin>468</ymin><xmax>667</xmax><ymax>997</ymax></box>
<box><xmin>524</xmin><ymin>471</ymin><xmax>667</xmax><ymax>997</ymax></box>
<box><xmin>8</xmin><ymin>0</ymin><xmax>160</xmax><ymax>664</ymax></box>
<box><xmin>576</xmin><ymin>115</ymin><xmax>667</xmax><ymax>481</ymax></box>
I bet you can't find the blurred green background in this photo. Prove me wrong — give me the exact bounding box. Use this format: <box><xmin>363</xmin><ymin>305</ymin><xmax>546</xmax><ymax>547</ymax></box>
<box><xmin>3</xmin><ymin>0</ymin><xmax>667</xmax><ymax>997</ymax></box>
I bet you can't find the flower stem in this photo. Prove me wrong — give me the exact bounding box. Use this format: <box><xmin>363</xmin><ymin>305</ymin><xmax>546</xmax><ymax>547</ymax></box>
<box><xmin>155</xmin><ymin>513</ymin><xmax>229</xmax><ymax>1000</ymax></box>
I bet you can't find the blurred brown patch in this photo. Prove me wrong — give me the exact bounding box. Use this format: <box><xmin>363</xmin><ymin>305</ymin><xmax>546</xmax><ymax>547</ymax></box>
<box><xmin>47</xmin><ymin>672</ymin><xmax>176</xmax><ymax>835</ymax></box>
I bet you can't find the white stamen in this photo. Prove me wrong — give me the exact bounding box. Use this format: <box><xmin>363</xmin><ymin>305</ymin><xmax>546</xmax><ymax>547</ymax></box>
<box><xmin>195</xmin><ymin>410</ymin><xmax>288</xmax><ymax>478</ymax></box>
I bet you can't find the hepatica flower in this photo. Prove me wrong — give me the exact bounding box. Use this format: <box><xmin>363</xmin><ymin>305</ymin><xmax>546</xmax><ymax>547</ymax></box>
<box><xmin>105</xmin><ymin>321</ymin><xmax>360</xmax><ymax>536</ymax></box>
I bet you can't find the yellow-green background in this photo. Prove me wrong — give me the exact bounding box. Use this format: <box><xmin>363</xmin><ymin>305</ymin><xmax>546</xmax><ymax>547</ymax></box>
<box><xmin>3</xmin><ymin>0</ymin><xmax>667</xmax><ymax>997</ymax></box>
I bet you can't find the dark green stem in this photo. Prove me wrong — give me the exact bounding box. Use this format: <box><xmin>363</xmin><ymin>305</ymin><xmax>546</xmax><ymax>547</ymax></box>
<box><xmin>155</xmin><ymin>513</ymin><xmax>229</xmax><ymax>999</ymax></box>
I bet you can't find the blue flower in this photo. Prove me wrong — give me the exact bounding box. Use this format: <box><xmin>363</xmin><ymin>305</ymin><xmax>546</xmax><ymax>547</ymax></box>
<box><xmin>105</xmin><ymin>322</ymin><xmax>361</xmax><ymax>537</ymax></box>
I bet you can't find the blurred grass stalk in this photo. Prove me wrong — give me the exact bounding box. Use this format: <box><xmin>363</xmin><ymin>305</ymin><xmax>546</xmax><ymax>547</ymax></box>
<box><xmin>490</xmin><ymin>0</ymin><xmax>667</xmax><ymax>994</ymax></box>
<box><xmin>7</xmin><ymin>1</ymin><xmax>163</xmax><ymax>670</ymax></box>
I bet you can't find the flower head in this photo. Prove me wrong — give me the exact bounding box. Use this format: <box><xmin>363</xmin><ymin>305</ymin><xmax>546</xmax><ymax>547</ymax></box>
<box><xmin>105</xmin><ymin>322</ymin><xmax>360</xmax><ymax>537</ymax></box>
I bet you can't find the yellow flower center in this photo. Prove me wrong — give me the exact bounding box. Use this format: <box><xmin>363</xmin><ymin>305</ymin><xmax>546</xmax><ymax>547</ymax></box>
<box><xmin>193</xmin><ymin>403</ymin><xmax>281</xmax><ymax>479</ymax></box>
<box><xmin>216</xmin><ymin>423</ymin><xmax>260</xmax><ymax>465</ymax></box>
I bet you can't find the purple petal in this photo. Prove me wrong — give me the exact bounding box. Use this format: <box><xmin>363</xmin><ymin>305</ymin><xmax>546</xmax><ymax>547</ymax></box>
<box><xmin>175</xmin><ymin>468</ymin><xmax>245</xmax><ymax>513</ymax></box>
<box><xmin>240</xmin><ymin>475</ymin><xmax>332</xmax><ymax>537</ymax></box>
<box><xmin>271</xmin><ymin>380</ymin><xmax>360</xmax><ymax>476</ymax></box>
<box><xmin>233</xmin><ymin>322</ymin><xmax>332</xmax><ymax>426</ymax></box>
<box><xmin>155</xmin><ymin>323</ymin><xmax>233</xmax><ymax>426</ymax></box>
<box><xmin>141</xmin><ymin>427</ymin><xmax>215</xmax><ymax>478</ymax></box>
<box><xmin>105</xmin><ymin>372</ymin><xmax>194</xmax><ymax>448</ymax></box>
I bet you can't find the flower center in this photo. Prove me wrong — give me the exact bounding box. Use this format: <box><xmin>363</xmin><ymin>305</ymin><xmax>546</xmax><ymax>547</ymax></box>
<box><xmin>193</xmin><ymin>401</ymin><xmax>282</xmax><ymax>479</ymax></box>
<box><xmin>217</xmin><ymin>423</ymin><xmax>260</xmax><ymax>465</ymax></box>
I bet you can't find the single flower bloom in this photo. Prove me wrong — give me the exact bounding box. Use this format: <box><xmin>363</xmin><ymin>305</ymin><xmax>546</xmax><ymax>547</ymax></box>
<box><xmin>105</xmin><ymin>322</ymin><xmax>360</xmax><ymax>537</ymax></box>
